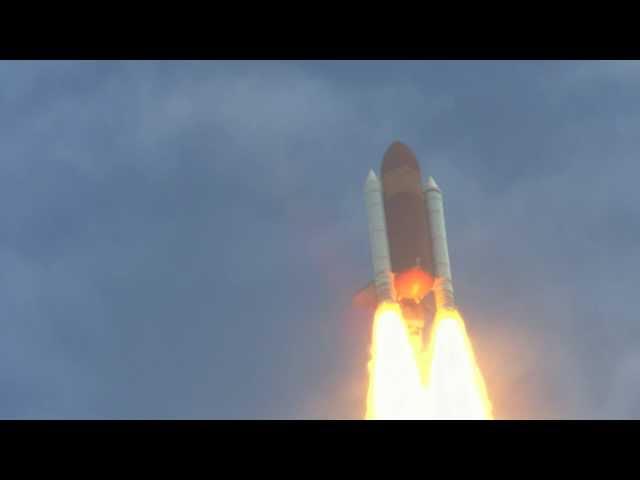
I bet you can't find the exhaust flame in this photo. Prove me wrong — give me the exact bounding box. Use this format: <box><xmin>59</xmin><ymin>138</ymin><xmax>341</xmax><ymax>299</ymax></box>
<box><xmin>365</xmin><ymin>302</ymin><xmax>493</xmax><ymax>420</ymax></box>
<box><xmin>365</xmin><ymin>302</ymin><xmax>427</xmax><ymax>419</ymax></box>
<box><xmin>423</xmin><ymin>308</ymin><xmax>493</xmax><ymax>419</ymax></box>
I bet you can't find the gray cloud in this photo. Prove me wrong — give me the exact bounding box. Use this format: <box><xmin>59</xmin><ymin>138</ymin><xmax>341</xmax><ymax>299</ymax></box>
<box><xmin>0</xmin><ymin>60</ymin><xmax>638</xmax><ymax>418</ymax></box>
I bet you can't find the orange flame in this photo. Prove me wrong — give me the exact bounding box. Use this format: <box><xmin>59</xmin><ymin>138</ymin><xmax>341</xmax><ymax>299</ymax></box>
<box><xmin>393</xmin><ymin>267</ymin><xmax>433</xmax><ymax>304</ymax></box>
<box><xmin>365</xmin><ymin>303</ymin><xmax>493</xmax><ymax>420</ymax></box>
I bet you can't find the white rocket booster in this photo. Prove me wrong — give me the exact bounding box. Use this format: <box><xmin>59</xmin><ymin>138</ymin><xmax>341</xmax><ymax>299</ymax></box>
<box><xmin>364</xmin><ymin>170</ymin><xmax>395</xmax><ymax>301</ymax></box>
<box><xmin>424</xmin><ymin>176</ymin><xmax>455</xmax><ymax>311</ymax></box>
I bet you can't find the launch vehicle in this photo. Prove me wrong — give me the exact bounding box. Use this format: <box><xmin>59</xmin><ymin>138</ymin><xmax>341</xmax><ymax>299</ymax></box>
<box><xmin>354</xmin><ymin>141</ymin><xmax>455</xmax><ymax>340</ymax></box>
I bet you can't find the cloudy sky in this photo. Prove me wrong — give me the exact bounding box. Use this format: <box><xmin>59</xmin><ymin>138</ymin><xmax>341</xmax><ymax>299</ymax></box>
<box><xmin>0</xmin><ymin>60</ymin><xmax>639</xmax><ymax>419</ymax></box>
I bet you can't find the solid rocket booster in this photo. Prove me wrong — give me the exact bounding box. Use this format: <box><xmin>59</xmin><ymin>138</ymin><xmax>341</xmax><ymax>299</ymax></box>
<box><xmin>364</xmin><ymin>170</ymin><xmax>394</xmax><ymax>301</ymax></box>
<box><xmin>424</xmin><ymin>176</ymin><xmax>455</xmax><ymax>311</ymax></box>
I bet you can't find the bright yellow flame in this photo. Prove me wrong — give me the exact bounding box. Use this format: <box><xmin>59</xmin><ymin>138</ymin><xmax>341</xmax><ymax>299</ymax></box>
<box><xmin>365</xmin><ymin>302</ymin><xmax>427</xmax><ymax>420</ymax></box>
<box><xmin>423</xmin><ymin>309</ymin><xmax>493</xmax><ymax>419</ymax></box>
<box><xmin>365</xmin><ymin>303</ymin><xmax>493</xmax><ymax>420</ymax></box>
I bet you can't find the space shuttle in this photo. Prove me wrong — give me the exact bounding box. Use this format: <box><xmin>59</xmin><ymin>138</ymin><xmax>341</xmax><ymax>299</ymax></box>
<box><xmin>353</xmin><ymin>141</ymin><xmax>455</xmax><ymax>339</ymax></box>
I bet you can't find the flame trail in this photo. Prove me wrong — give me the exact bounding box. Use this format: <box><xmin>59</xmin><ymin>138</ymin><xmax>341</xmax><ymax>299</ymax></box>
<box><xmin>423</xmin><ymin>308</ymin><xmax>493</xmax><ymax>419</ymax></box>
<box><xmin>365</xmin><ymin>302</ymin><xmax>428</xmax><ymax>420</ymax></box>
<box><xmin>365</xmin><ymin>302</ymin><xmax>493</xmax><ymax>420</ymax></box>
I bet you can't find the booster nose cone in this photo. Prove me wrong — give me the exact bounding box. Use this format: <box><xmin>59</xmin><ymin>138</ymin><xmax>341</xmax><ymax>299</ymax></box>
<box><xmin>381</xmin><ymin>141</ymin><xmax>421</xmax><ymax>174</ymax></box>
<box><xmin>425</xmin><ymin>176</ymin><xmax>440</xmax><ymax>192</ymax></box>
<box><xmin>365</xmin><ymin>169</ymin><xmax>381</xmax><ymax>192</ymax></box>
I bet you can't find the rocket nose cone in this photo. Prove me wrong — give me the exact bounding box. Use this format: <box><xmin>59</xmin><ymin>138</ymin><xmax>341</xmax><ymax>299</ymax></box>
<box><xmin>381</xmin><ymin>141</ymin><xmax>420</xmax><ymax>174</ymax></box>
<box><xmin>364</xmin><ymin>169</ymin><xmax>380</xmax><ymax>190</ymax></box>
<box><xmin>425</xmin><ymin>176</ymin><xmax>440</xmax><ymax>191</ymax></box>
